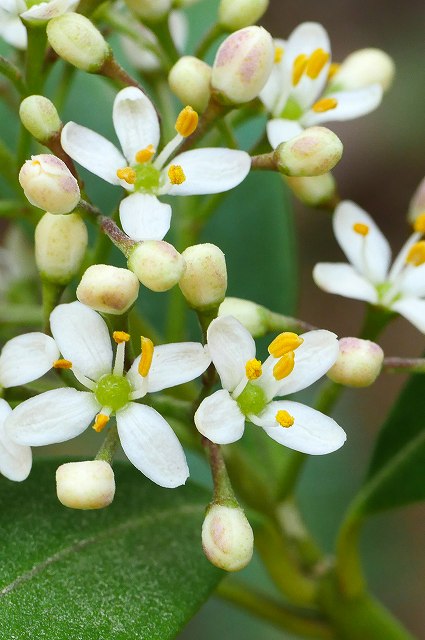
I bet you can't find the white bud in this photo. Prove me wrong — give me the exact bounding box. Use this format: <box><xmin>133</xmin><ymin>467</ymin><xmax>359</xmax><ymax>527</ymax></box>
<box><xmin>47</xmin><ymin>14</ymin><xmax>110</xmax><ymax>72</ymax></box>
<box><xmin>76</xmin><ymin>264</ymin><xmax>139</xmax><ymax>315</ymax></box>
<box><xmin>219</xmin><ymin>297</ymin><xmax>268</xmax><ymax>337</ymax></box>
<box><xmin>285</xmin><ymin>173</ymin><xmax>337</xmax><ymax>208</ymax></box>
<box><xmin>211</xmin><ymin>26</ymin><xmax>274</xmax><ymax>104</ymax></box>
<box><xmin>408</xmin><ymin>176</ymin><xmax>425</xmax><ymax>225</ymax></box>
<box><xmin>19</xmin><ymin>154</ymin><xmax>80</xmax><ymax>214</ymax></box>
<box><xmin>179</xmin><ymin>243</ymin><xmax>227</xmax><ymax>311</ymax></box>
<box><xmin>327</xmin><ymin>337</ymin><xmax>384</xmax><ymax>387</ymax></box>
<box><xmin>169</xmin><ymin>56</ymin><xmax>212</xmax><ymax>112</ymax></box>
<box><xmin>331</xmin><ymin>48</ymin><xmax>395</xmax><ymax>92</ymax></box>
<box><xmin>35</xmin><ymin>212</ymin><xmax>88</xmax><ymax>285</ymax></box>
<box><xmin>56</xmin><ymin>461</ymin><xmax>115</xmax><ymax>510</ymax></box>
<box><xmin>219</xmin><ymin>0</ymin><xmax>269</xmax><ymax>31</ymax></box>
<box><xmin>124</xmin><ymin>0</ymin><xmax>171</xmax><ymax>22</ymax></box>
<box><xmin>275</xmin><ymin>127</ymin><xmax>343</xmax><ymax>177</ymax></box>
<box><xmin>202</xmin><ymin>504</ymin><xmax>254</xmax><ymax>572</ymax></box>
<box><xmin>19</xmin><ymin>95</ymin><xmax>62</xmax><ymax>143</ymax></box>
<box><xmin>127</xmin><ymin>240</ymin><xmax>185</xmax><ymax>292</ymax></box>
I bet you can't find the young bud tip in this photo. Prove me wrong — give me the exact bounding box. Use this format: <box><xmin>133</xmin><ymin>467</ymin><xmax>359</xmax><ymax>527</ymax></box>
<box><xmin>77</xmin><ymin>264</ymin><xmax>140</xmax><ymax>315</ymax></box>
<box><xmin>285</xmin><ymin>173</ymin><xmax>337</xmax><ymax>207</ymax></box>
<box><xmin>47</xmin><ymin>14</ymin><xmax>110</xmax><ymax>73</ymax></box>
<box><xmin>218</xmin><ymin>0</ymin><xmax>269</xmax><ymax>31</ymax></box>
<box><xmin>202</xmin><ymin>504</ymin><xmax>254</xmax><ymax>572</ymax></box>
<box><xmin>327</xmin><ymin>337</ymin><xmax>384</xmax><ymax>387</ymax></box>
<box><xmin>218</xmin><ymin>297</ymin><xmax>268</xmax><ymax>337</ymax></box>
<box><xmin>56</xmin><ymin>461</ymin><xmax>115</xmax><ymax>510</ymax></box>
<box><xmin>169</xmin><ymin>57</ymin><xmax>212</xmax><ymax>113</ymax></box>
<box><xmin>127</xmin><ymin>241</ymin><xmax>186</xmax><ymax>292</ymax></box>
<box><xmin>19</xmin><ymin>95</ymin><xmax>62</xmax><ymax>143</ymax></box>
<box><xmin>275</xmin><ymin>127</ymin><xmax>343</xmax><ymax>177</ymax></box>
<box><xmin>179</xmin><ymin>243</ymin><xmax>227</xmax><ymax>311</ymax></box>
<box><xmin>331</xmin><ymin>48</ymin><xmax>395</xmax><ymax>92</ymax></box>
<box><xmin>19</xmin><ymin>154</ymin><xmax>80</xmax><ymax>215</ymax></box>
<box><xmin>123</xmin><ymin>0</ymin><xmax>171</xmax><ymax>22</ymax></box>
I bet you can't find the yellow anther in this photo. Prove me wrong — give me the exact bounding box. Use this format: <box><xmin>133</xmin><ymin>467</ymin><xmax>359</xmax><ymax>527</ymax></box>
<box><xmin>53</xmin><ymin>358</ymin><xmax>72</xmax><ymax>369</ymax></box>
<box><xmin>138</xmin><ymin>336</ymin><xmax>154</xmax><ymax>377</ymax></box>
<box><xmin>93</xmin><ymin>413</ymin><xmax>110</xmax><ymax>433</ymax></box>
<box><xmin>113</xmin><ymin>331</ymin><xmax>130</xmax><ymax>344</ymax></box>
<box><xmin>406</xmin><ymin>241</ymin><xmax>425</xmax><ymax>267</ymax></box>
<box><xmin>312</xmin><ymin>97</ymin><xmax>338</xmax><ymax>113</ymax></box>
<box><xmin>245</xmin><ymin>358</ymin><xmax>262</xmax><ymax>380</ymax></box>
<box><xmin>274</xmin><ymin>46</ymin><xmax>284</xmax><ymax>63</ymax></box>
<box><xmin>275</xmin><ymin>409</ymin><xmax>295</xmax><ymax>428</ymax></box>
<box><xmin>327</xmin><ymin>62</ymin><xmax>340</xmax><ymax>80</ymax></box>
<box><xmin>353</xmin><ymin>222</ymin><xmax>370</xmax><ymax>237</ymax></box>
<box><xmin>175</xmin><ymin>106</ymin><xmax>198</xmax><ymax>137</ymax></box>
<box><xmin>268</xmin><ymin>332</ymin><xmax>304</xmax><ymax>358</ymax></box>
<box><xmin>135</xmin><ymin>145</ymin><xmax>155</xmax><ymax>164</ymax></box>
<box><xmin>413</xmin><ymin>212</ymin><xmax>425</xmax><ymax>234</ymax></box>
<box><xmin>116</xmin><ymin>166</ymin><xmax>136</xmax><ymax>185</ymax></box>
<box><xmin>168</xmin><ymin>164</ymin><xmax>186</xmax><ymax>185</ymax></box>
<box><xmin>31</xmin><ymin>159</ymin><xmax>40</xmax><ymax>166</ymax></box>
<box><xmin>292</xmin><ymin>53</ymin><xmax>308</xmax><ymax>86</ymax></box>
<box><xmin>306</xmin><ymin>48</ymin><xmax>330</xmax><ymax>79</ymax></box>
<box><xmin>273</xmin><ymin>351</ymin><xmax>295</xmax><ymax>381</ymax></box>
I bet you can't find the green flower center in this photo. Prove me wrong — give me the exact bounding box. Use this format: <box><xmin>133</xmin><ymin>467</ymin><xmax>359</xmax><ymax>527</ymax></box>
<box><xmin>280</xmin><ymin>97</ymin><xmax>303</xmax><ymax>120</ymax></box>
<box><xmin>236</xmin><ymin>382</ymin><xmax>267</xmax><ymax>416</ymax></box>
<box><xmin>134</xmin><ymin>163</ymin><xmax>161</xmax><ymax>193</ymax></box>
<box><xmin>95</xmin><ymin>374</ymin><xmax>132</xmax><ymax>411</ymax></box>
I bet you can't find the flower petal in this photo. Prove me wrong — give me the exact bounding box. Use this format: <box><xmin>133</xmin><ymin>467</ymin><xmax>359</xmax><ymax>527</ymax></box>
<box><xmin>250</xmin><ymin>400</ymin><xmax>346</xmax><ymax>454</ymax></box>
<box><xmin>194</xmin><ymin>389</ymin><xmax>245</xmax><ymax>444</ymax></box>
<box><xmin>260</xmin><ymin>39</ymin><xmax>289</xmax><ymax>114</ymax></box>
<box><xmin>119</xmin><ymin>193</ymin><xmax>171</xmax><ymax>241</ymax></box>
<box><xmin>392</xmin><ymin>297</ymin><xmax>425</xmax><ymax>334</ymax></box>
<box><xmin>313</xmin><ymin>263</ymin><xmax>378</xmax><ymax>303</ymax></box>
<box><xmin>20</xmin><ymin>0</ymin><xmax>78</xmax><ymax>20</ymax></box>
<box><xmin>6</xmin><ymin>388</ymin><xmax>99</xmax><ymax>446</ymax></box>
<box><xmin>0</xmin><ymin>399</ymin><xmax>31</xmax><ymax>481</ymax></box>
<box><xmin>61</xmin><ymin>122</ymin><xmax>125</xmax><ymax>185</ymax></box>
<box><xmin>0</xmin><ymin>332</ymin><xmax>59</xmax><ymax>388</ymax></box>
<box><xmin>302</xmin><ymin>85</ymin><xmax>383</xmax><ymax>127</ymax></box>
<box><xmin>117</xmin><ymin>402</ymin><xmax>188</xmax><ymax>488</ymax></box>
<box><xmin>50</xmin><ymin>301</ymin><xmax>113</xmax><ymax>381</ymax></box>
<box><xmin>112</xmin><ymin>87</ymin><xmax>160</xmax><ymax>165</ymax></box>
<box><xmin>207</xmin><ymin>316</ymin><xmax>256</xmax><ymax>392</ymax></box>
<box><xmin>266</xmin><ymin>118</ymin><xmax>303</xmax><ymax>148</ymax></box>
<box><xmin>388</xmin><ymin>232</ymin><xmax>421</xmax><ymax>282</ymax></box>
<box><xmin>165</xmin><ymin>148</ymin><xmax>251</xmax><ymax>196</ymax></box>
<box><xmin>0</xmin><ymin>13</ymin><xmax>27</xmax><ymax>49</ymax></box>
<box><xmin>399</xmin><ymin>264</ymin><xmax>425</xmax><ymax>298</ymax></box>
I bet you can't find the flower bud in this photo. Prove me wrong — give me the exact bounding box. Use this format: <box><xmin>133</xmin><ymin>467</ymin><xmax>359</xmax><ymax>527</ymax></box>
<box><xmin>331</xmin><ymin>48</ymin><xmax>395</xmax><ymax>92</ymax></box>
<box><xmin>127</xmin><ymin>240</ymin><xmax>185</xmax><ymax>292</ymax></box>
<box><xmin>218</xmin><ymin>0</ymin><xmax>269</xmax><ymax>31</ymax></box>
<box><xmin>285</xmin><ymin>173</ymin><xmax>337</xmax><ymax>208</ymax></box>
<box><xmin>47</xmin><ymin>14</ymin><xmax>110</xmax><ymax>73</ymax></box>
<box><xmin>275</xmin><ymin>127</ymin><xmax>343</xmax><ymax>177</ymax></box>
<box><xmin>219</xmin><ymin>297</ymin><xmax>268</xmax><ymax>337</ymax></box>
<box><xmin>77</xmin><ymin>264</ymin><xmax>139</xmax><ymax>314</ymax></box>
<box><xmin>19</xmin><ymin>154</ymin><xmax>80</xmax><ymax>214</ymax></box>
<box><xmin>179</xmin><ymin>243</ymin><xmax>227</xmax><ymax>311</ymax></box>
<box><xmin>56</xmin><ymin>461</ymin><xmax>115</xmax><ymax>510</ymax></box>
<box><xmin>408</xmin><ymin>176</ymin><xmax>425</xmax><ymax>225</ymax></box>
<box><xmin>124</xmin><ymin>0</ymin><xmax>172</xmax><ymax>22</ymax></box>
<box><xmin>169</xmin><ymin>56</ymin><xmax>212</xmax><ymax>113</ymax></box>
<box><xmin>19</xmin><ymin>95</ymin><xmax>62</xmax><ymax>144</ymax></box>
<box><xmin>35</xmin><ymin>213</ymin><xmax>88</xmax><ymax>285</ymax></box>
<box><xmin>211</xmin><ymin>26</ymin><xmax>274</xmax><ymax>104</ymax></box>
<box><xmin>327</xmin><ymin>337</ymin><xmax>384</xmax><ymax>387</ymax></box>
<box><xmin>202</xmin><ymin>504</ymin><xmax>254</xmax><ymax>572</ymax></box>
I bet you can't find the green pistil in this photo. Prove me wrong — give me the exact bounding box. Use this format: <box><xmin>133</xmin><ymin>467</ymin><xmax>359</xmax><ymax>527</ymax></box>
<box><xmin>95</xmin><ymin>374</ymin><xmax>132</xmax><ymax>411</ymax></box>
<box><xmin>236</xmin><ymin>382</ymin><xmax>267</xmax><ymax>417</ymax></box>
<box><xmin>134</xmin><ymin>163</ymin><xmax>161</xmax><ymax>193</ymax></box>
<box><xmin>280</xmin><ymin>97</ymin><xmax>303</xmax><ymax>120</ymax></box>
<box><xmin>25</xmin><ymin>0</ymin><xmax>42</xmax><ymax>8</ymax></box>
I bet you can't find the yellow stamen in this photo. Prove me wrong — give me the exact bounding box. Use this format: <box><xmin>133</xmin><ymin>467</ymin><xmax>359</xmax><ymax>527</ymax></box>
<box><xmin>292</xmin><ymin>54</ymin><xmax>308</xmax><ymax>86</ymax></box>
<box><xmin>135</xmin><ymin>145</ymin><xmax>155</xmax><ymax>164</ymax></box>
<box><xmin>353</xmin><ymin>222</ymin><xmax>369</xmax><ymax>237</ymax></box>
<box><xmin>268</xmin><ymin>332</ymin><xmax>304</xmax><ymax>358</ymax></box>
<box><xmin>93</xmin><ymin>413</ymin><xmax>109</xmax><ymax>433</ymax></box>
<box><xmin>116</xmin><ymin>166</ymin><xmax>136</xmax><ymax>185</ymax></box>
<box><xmin>273</xmin><ymin>351</ymin><xmax>295</xmax><ymax>381</ymax></box>
<box><xmin>245</xmin><ymin>358</ymin><xmax>262</xmax><ymax>380</ymax></box>
<box><xmin>274</xmin><ymin>46</ymin><xmax>284</xmax><ymax>63</ymax></box>
<box><xmin>312</xmin><ymin>97</ymin><xmax>338</xmax><ymax>113</ymax></box>
<box><xmin>53</xmin><ymin>358</ymin><xmax>72</xmax><ymax>369</ymax></box>
<box><xmin>406</xmin><ymin>241</ymin><xmax>425</xmax><ymax>267</ymax></box>
<box><xmin>113</xmin><ymin>331</ymin><xmax>130</xmax><ymax>344</ymax></box>
<box><xmin>275</xmin><ymin>409</ymin><xmax>295</xmax><ymax>428</ymax></box>
<box><xmin>138</xmin><ymin>336</ymin><xmax>154</xmax><ymax>377</ymax></box>
<box><xmin>175</xmin><ymin>106</ymin><xmax>198</xmax><ymax>137</ymax></box>
<box><xmin>168</xmin><ymin>164</ymin><xmax>186</xmax><ymax>185</ymax></box>
<box><xmin>327</xmin><ymin>62</ymin><xmax>340</xmax><ymax>80</ymax></box>
<box><xmin>413</xmin><ymin>212</ymin><xmax>425</xmax><ymax>234</ymax></box>
<box><xmin>31</xmin><ymin>159</ymin><xmax>40</xmax><ymax>166</ymax></box>
<box><xmin>306</xmin><ymin>48</ymin><xmax>330</xmax><ymax>79</ymax></box>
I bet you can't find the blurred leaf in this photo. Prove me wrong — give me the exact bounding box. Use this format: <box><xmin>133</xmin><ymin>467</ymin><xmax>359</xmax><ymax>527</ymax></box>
<box><xmin>0</xmin><ymin>460</ymin><xmax>222</xmax><ymax>639</ymax></box>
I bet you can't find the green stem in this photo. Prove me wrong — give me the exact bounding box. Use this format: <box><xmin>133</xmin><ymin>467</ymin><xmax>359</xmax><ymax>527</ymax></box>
<box><xmin>95</xmin><ymin>423</ymin><xmax>120</xmax><ymax>464</ymax></box>
<box><xmin>383</xmin><ymin>357</ymin><xmax>425</xmax><ymax>373</ymax></box>
<box><xmin>359</xmin><ymin>304</ymin><xmax>395</xmax><ymax>340</ymax></box>
<box><xmin>149</xmin><ymin>17</ymin><xmax>179</xmax><ymax>67</ymax></box>
<box><xmin>204</xmin><ymin>438</ymin><xmax>238</xmax><ymax>507</ymax></box>
<box><xmin>251</xmin><ymin>152</ymin><xmax>277</xmax><ymax>171</ymax></box>
<box><xmin>0</xmin><ymin>55</ymin><xmax>27</xmax><ymax>94</ymax></box>
<box><xmin>41</xmin><ymin>280</ymin><xmax>64</xmax><ymax>334</ymax></box>
<box><xmin>0</xmin><ymin>141</ymin><xmax>19</xmax><ymax>191</ymax></box>
<box><xmin>195</xmin><ymin>23</ymin><xmax>224</xmax><ymax>59</ymax></box>
<box><xmin>0</xmin><ymin>303</ymin><xmax>43</xmax><ymax>326</ymax></box>
<box><xmin>24</xmin><ymin>23</ymin><xmax>47</xmax><ymax>94</ymax></box>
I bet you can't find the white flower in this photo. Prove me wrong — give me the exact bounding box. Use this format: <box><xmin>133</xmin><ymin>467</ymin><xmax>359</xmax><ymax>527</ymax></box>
<box><xmin>313</xmin><ymin>201</ymin><xmax>425</xmax><ymax>334</ymax></box>
<box><xmin>0</xmin><ymin>0</ymin><xmax>78</xmax><ymax>50</ymax></box>
<box><xmin>0</xmin><ymin>399</ymin><xmax>32</xmax><ymax>481</ymax></box>
<box><xmin>6</xmin><ymin>301</ymin><xmax>211</xmax><ymax>487</ymax></box>
<box><xmin>194</xmin><ymin>316</ymin><xmax>346</xmax><ymax>455</ymax></box>
<box><xmin>260</xmin><ymin>22</ymin><xmax>383</xmax><ymax>148</ymax></box>
<box><xmin>61</xmin><ymin>87</ymin><xmax>251</xmax><ymax>242</ymax></box>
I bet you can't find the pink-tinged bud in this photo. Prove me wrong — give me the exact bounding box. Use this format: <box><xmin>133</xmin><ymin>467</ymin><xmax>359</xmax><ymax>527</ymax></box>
<box><xmin>169</xmin><ymin>56</ymin><xmax>212</xmax><ymax>113</ymax></box>
<box><xmin>285</xmin><ymin>173</ymin><xmax>337</xmax><ymax>208</ymax></box>
<box><xmin>127</xmin><ymin>240</ymin><xmax>186</xmax><ymax>292</ymax></box>
<box><xmin>47</xmin><ymin>14</ymin><xmax>110</xmax><ymax>72</ymax></box>
<box><xmin>219</xmin><ymin>0</ymin><xmax>269</xmax><ymax>31</ymax></box>
<box><xmin>327</xmin><ymin>337</ymin><xmax>384</xmax><ymax>387</ymax></box>
<box><xmin>202</xmin><ymin>504</ymin><xmax>254</xmax><ymax>572</ymax></box>
<box><xmin>19</xmin><ymin>154</ymin><xmax>80</xmax><ymax>214</ymax></box>
<box><xmin>179</xmin><ymin>243</ymin><xmax>227</xmax><ymax>311</ymax></box>
<box><xmin>331</xmin><ymin>48</ymin><xmax>395</xmax><ymax>93</ymax></box>
<box><xmin>219</xmin><ymin>297</ymin><xmax>268</xmax><ymax>337</ymax></box>
<box><xmin>275</xmin><ymin>127</ymin><xmax>343</xmax><ymax>177</ymax></box>
<box><xmin>77</xmin><ymin>264</ymin><xmax>139</xmax><ymax>315</ymax></box>
<box><xmin>408</xmin><ymin>176</ymin><xmax>425</xmax><ymax>225</ymax></box>
<box><xmin>124</xmin><ymin>0</ymin><xmax>171</xmax><ymax>22</ymax></box>
<box><xmin>56</xmin><ymin>461</ymin><xmax>115</xmax><ymax>510</ymax></box>
<box><xmin>19</xmin><ymin>95</ymin><xmax>62</xmax><ymax>144</ymax></box>
<box><xmin>211</xmin><ymin>26</ymin><xmax>274</xmax><ymax>104</ymax></box>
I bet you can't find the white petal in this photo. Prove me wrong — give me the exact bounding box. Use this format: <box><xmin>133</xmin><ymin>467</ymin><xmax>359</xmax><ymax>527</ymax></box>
<box><xmin>61</xmin><ymin>122</ymin><xmax>125</xmax><ymax>186</ymax></box>
<box><xmin>266</xmin><ymin>118</ymin><xmax>303</xmax><ymax>148</ymax></box>
<box><xmin>6</xmin><ymin>388</ymin><xmax>99</xmax><ymax>446</ymax></box>
<box><xmin>20</xmin><ymin>0</ymin><xmax>78</xmax><ymax>20</ymax></box>
<box><xmin>333</xmin><ymin>200</ymin><xmax>391</xmax><ymax>283</ymax></box>
<box><xmin>165</xmin><ymin>148</ymin><xmax>251</xmax><ymax>196</ymax></box>
<box><xmin>302</xmin><ymin>85</ymin><xmax>383</xmax><ymax>127</ymax></box>
<box><xmin>391</xmin><ymin>297</ymin><xmax>425</xmax><ymax>334</ymax></box>
<box><xmin>194</xmin><ymin>389</ymin><xmax>245</xmax><ymax>444</ymax></box>
<box><xmin>207</xmin><ymin>316</ymin><xmax>256</xmax><ymax>392</ymax></box>
<box><xmin>119</xmin><ymin>193</ymin><xmax>171</xmax><ymax>241</ymax></box>
<box><xmin>0</xmin><ymin>14</ymin><xmax>27</xmax><ymax>49</ymax></box>
<box><xmin>50</xmin><ymin>301</ymin><xmax>113</xmax><ymax>381</ymax></box>
<box><xmin>0</xmin><ymin>333</ymin><xmax>59</xmax><ymax>388</ymax></box>
<box><xmin>260</xmin><ymin>41</ymin><xmax>288</xmax><ymax>114</ymax></box>
<box><xmin>399</xmin><ymin>264</ymin><xmax>425</xmax><ymax>298</ymax></box>
<box><xmin>117</xmin><ymin>402</ymin><xmax>188</xmax><ymax>488</ymax></box>
<box><xmin>112</xmin><ymin>87</ymin><xmax>160</xmax><ymax>165</ymax></box>
<box><xmin>388</xmin><ymin>232</ymin><xmax>421</xmax><ymax>282</ymax></box>
<box><xmin>313</xmin><ymin>263</ymin><xmax>378</xmax><ymax>303</ymax></box>
<box><xmin>0</xmin><ymin>399</ymin><xmax>31</xmax><ymax>481</ymax></box>
<box><xmin>250</xmin><ymin>400</ymin><xmax>346</xmax><ymax>454</ymax></box>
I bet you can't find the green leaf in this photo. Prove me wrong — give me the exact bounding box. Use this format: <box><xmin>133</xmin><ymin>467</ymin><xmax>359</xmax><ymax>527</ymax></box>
<box><xmin>0</xmin><ymin>460</ymin><xmax>222</xmax><ymax>639</ymax></box>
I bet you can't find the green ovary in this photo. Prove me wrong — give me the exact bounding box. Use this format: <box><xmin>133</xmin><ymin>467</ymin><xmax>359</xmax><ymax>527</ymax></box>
<box><xmin>236</xmin><ymin>382</ymin><xmax>267</xmax><ymax>417</ymax></box>
<box><xmin>134</xmin><ymin>163</ymin><xmax>161</xmax><ymax>193</ymax></box>
<box><xmin>280</xmin><ymin>97</ymin><xmax>303</xmax><ymax>120</ymax></box>
<box><xmin>95</xmin><ymin>374</ymin><xmax>132</xmax><ymax>411</ymax></box>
